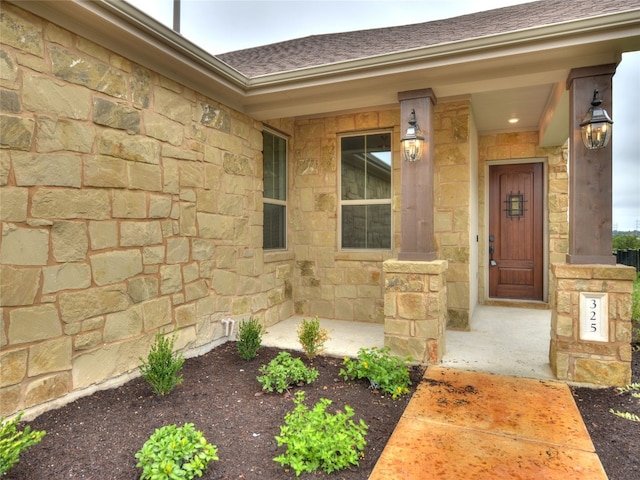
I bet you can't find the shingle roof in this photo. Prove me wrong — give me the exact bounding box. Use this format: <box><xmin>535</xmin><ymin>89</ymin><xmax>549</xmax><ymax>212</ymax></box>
<box><xmin>217</xmin><ymin>0</ymin><xmax>640</xmax><ymax>78</ymax></box>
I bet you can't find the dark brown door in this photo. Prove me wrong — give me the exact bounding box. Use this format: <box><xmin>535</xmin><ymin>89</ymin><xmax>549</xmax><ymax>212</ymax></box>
<box><xmin>489</xmin><ymin>163</ymin><xmax>543</xmax><ymax>300</ymax></box>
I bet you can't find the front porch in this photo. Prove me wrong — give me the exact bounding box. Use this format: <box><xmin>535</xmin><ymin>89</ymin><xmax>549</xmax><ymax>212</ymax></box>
<box><xmin>262</xmin><ymin>304</ymin><xmax>552</xmax><ymax>381</ymax></box>
<box><xmin>263</xmin><ymin>305</ymin><xmax>609</xmax><ymax>479</ymax></box>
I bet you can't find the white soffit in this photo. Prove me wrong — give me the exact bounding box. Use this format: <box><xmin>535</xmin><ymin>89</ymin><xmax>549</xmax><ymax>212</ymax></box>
<box><xmin>471</xmin><ymin>84</ymin><xmax>555</xmax><ymax>134</ymax></box>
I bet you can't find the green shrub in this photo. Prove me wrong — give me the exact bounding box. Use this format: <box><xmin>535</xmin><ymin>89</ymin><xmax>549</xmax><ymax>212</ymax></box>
<box><xmin>612</xmin><ymin>233</ymin><xmax>640</xmax><ymax>252</ymax></box>
<box><xmin>139</xmin><ymin>331</ymin><xmax>185</xmax><ymax>396</ymax></box>
<box><xmin>340</xmin><ymin>346</ymin><xmax>412</xmax><ymax>399</ymax></box>
<box><xmin>236</xmin><ymin>317</ymin><xmax>264</xmax><ymax>360</ymax></box>
<box><xmin>135</xmin><ymin>423</ymin><xmax>218</xmax><ymax>480</ymax></box>
<box><xmin>257</xmin><ymin>351</ymin><xmax>318</xmax><ymax>393</ymax></box>
<box><xmin>274</xmin><ymin>391</ymin><xmax>368</xmax><ymax>476</ymax></box>
<box><xmin>609</xmin><ymin>383</ymin><xmax>640</xmax><ymax>423</ymax></box>
<box><xmin>297</xmin><ymin>316</ymin><xmax>329</xmax><ymax>359</ymax></box>
<box><xmin>0</xmin><ymin>412</ymin><xmax>46</xmax><ymax>475</ymax></box>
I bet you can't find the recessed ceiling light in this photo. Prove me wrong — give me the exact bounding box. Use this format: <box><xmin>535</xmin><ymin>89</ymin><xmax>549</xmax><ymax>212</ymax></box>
<box><xmin>508</xmin><ymin>117</ymin><xmax>520</xmax><ymax>124</ymax></box>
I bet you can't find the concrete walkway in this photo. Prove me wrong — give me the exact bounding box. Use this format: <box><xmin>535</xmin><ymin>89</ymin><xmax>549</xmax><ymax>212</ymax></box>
<box><xmin>261</xmin><ymin>306</ymin><xmax>606</xmax><ymax>479</ymax></box>
<box><xmin>369</xmin><ymin>367</ymin><xmax>607</xmax><ymax>479</ymax></box>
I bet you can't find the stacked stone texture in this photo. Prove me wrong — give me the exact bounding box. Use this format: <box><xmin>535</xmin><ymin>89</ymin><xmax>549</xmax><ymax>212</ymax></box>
<box><xmin>550</xmin><ymin>264</ymin><xmax>635</xmax><ymax>386</ymax></box>
<box><xmin>288</xmin><ymin>110</ymin><xmax>399</xmax><ymax>322</ymax></box>
<box><xmin>433</xmin><ymin>101</ymin><xmax>472</xmax><ymax>330</ymax></box>
<box><xmin>0</xmin><ymin>5</ymin><xmax>293</xmax><ymax>417</ymax></box>
<box><xmin>383</xmin><ymin>260</ymin><xmax>448</xmax><ymax>363</ymax></box>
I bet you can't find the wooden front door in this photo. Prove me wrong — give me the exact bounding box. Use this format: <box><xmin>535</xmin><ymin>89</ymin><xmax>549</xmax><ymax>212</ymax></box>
<box><xmin>489</xmin><ymin>163</ymin><xmax>543</xmax><ymax>300</ymax></box>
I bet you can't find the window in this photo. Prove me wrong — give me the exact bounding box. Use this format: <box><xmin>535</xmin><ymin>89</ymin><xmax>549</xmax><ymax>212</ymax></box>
<box><xmin>340</xmin><ymin>132</ymin><xmax>392</xmax><ymax>249</ymax></box>
<box><xmin>263</xmin><ymin>131</ymin><xmax>287</xmax><ymax>249</ymax></box>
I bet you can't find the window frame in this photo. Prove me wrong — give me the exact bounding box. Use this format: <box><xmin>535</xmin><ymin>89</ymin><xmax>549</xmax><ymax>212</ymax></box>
<box><xmin>338</xmin><ymin>130</ymin><xmax>394</xmax><ymax>251</ymax></box>
<box><xmin>262</xmin><ymin>129</ymin><xmax>288</xmax><ymax>251</ymax></box>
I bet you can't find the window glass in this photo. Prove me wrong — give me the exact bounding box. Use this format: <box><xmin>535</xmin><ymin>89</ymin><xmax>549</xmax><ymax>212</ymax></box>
<box><xmin>341</xmin><ymin>204</ymin><xmax>391</xmax><ymax>249</ymax></box>
<box><xmin>340</xmin><ymin>132</ymin><xmax>392</xmax><ymax>250</ymax></box>
<box><xmin>263</xmin><ymin>203</ymin><xmax>286</xmax><ymax>250</ymax></box>
<box><xmin>264</xmin><ymin>133</ymin><xmax>286</xmax><ymax>201</ymax></box>
<box><xmin>263</xmin><ymin>131</ymin><xmax>287</xmax><ymax>249</ymax></box>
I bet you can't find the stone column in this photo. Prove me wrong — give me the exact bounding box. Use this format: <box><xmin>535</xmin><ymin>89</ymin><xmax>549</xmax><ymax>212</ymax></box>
<box><xmin>549</xmin><ymin>263</ymin><xmax>634</xmax><ymax>386</ymax></box>
<box><xmin>548</xmin><ymin>64</ymin><xmax>631</xmax><ymax>388</ymax></box>
<box><xmin>397</xmin><ymin>89</ymin><xmax>437</xmax><ymax>261</ymax></box>
<box><xmin>383</xmin><ymin>259</ymin><xmax>447</xmax><ymax>363</ymax></box>
<box><xmin>566</xmin><ymin>64</ymin><xmax>617</xmax><ymax>265</ymax></box>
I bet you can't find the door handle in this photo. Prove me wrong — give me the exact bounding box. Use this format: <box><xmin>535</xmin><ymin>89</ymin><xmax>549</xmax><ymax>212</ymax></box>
<box><xmin>489</xmin><ymin>235</ymin><xmax>497</xmax><ymax>266</ymax></box>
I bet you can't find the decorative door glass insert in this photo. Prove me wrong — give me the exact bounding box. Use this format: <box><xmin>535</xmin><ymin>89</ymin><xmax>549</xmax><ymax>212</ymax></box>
<box><xmin>504</xmin><ymin>191</ymin><xmax>526</xmax><ymax>219</ymax></box>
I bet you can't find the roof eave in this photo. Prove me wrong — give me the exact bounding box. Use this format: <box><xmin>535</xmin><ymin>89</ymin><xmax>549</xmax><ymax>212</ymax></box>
<box><xmin>9</xmin><ymin>1</ymin><xmax>640</xmax><ymax>122</ymax></box>
<box><xmin>244</xmin><ymin>14</ymin><xmax>639</xmax><ymax>119</ymax></box>
<box><xmin>244</xmin><ymin>10</ymin><xmax>640</xmax><ymax>88</ymax></box>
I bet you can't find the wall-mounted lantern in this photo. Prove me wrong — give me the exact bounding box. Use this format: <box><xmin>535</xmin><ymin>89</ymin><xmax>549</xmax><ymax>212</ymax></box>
<box><xmin>580</xmin><ymin>89</ymin><xmax>613</xmax><ymax>149</ymax></box>
<box><xmin>400</xmin><ymin>109</ymin><xmax>425</xmax><ymax>161</ymax></box>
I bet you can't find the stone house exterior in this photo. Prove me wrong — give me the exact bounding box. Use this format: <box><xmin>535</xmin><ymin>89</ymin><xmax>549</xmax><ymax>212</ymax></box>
<box><xmin>1</xmin><ymin>0</ymin><xmax>639</xmax><ymax>418</ymax></box>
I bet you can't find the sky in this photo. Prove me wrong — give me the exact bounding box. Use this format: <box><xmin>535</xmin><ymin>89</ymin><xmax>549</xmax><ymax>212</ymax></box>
<box><xmin>127</xmin><ymin>0</ymin><xmax>639</xmax><ymax>231</ymax></box>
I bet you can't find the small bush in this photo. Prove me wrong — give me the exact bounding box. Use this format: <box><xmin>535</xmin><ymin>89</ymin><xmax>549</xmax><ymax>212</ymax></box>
<box><xmin>297</xmin><ymin>316</ymin><xmax>329</xmax><ymax>359</ymax></box>
<box><xmin>139</xmin><ymin>331</ymin><xmax>185</xmax><ymax>396</ymax></box>
<box><xmin>236</xmin><ymin>317</ymin><xmax>264</xmax><ymax>360</ymax></box>
<box><xmin>274</xmin><ymin>391</ymin><xmax>368</xmax><ymax>476</ymax></box>
<box><xmin>0</xmin><ymin>412</ymin><xmax>46</xmax><ymax>475</ymax></box>
<box><xmin>609</xmin><ymin>383</ymin><xmax>640</xmax><ymax>423</ymax></box>
<box><xmin>257</xmin><ymin>351</ymin><xmax>319</xmax><ymax>393</ymax></box>
<box><xmin>135</xmin><ymin>423</ymin><xmax>218</xmax><ymax>480</ymax></box>
<box><xmin>340</xmin><ymin>346</ymin><xmax>412</xmax><ymax>399</ymax></box>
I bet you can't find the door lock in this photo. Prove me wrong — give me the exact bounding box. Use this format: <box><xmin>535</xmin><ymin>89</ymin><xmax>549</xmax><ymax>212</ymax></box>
<box><xmin>489</xmin><ymin>235</ymin><xmax>497</xmax><ymax>266</ymax></box>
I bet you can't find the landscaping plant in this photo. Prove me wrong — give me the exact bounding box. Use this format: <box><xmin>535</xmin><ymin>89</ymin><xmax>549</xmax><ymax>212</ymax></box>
<box><xmin>236</xmin><ymin>316</ymin><xmax>264</xmax><ymax>360</ymax></box>
<box><xmin>297</xmin><ymin>315</ymin><xmax>329</xmax><ymax>359</ymax></box>
<box><xmin>606</xmin><ymin>273</ymin><xmax>640</xmax><ymax>423</ymax></box>
<box><xmin>609</xmin><ymin>383</ymin><xmax>640</xmax><ymax>422</ymax></box>
<box><xmin>257</xmin><ymin>351</ymin><xmax>318</xmax><ymax>393</ymax></box>
<box><xmin>274</xmin><ymin>391</ymin><xmax>368</xmax><ymax>476</ymax></box>
<box><xmin>341</xmin><ymin>346</ymin><xmax>412</xmax><ymax>399</ymax></box>
<box><xmin>135</xmin><ymin>423</ymin><xmax>218</xmax><ymax>480</ymax></box>
<box><xmin>0</xmin><ymin>412</ymin><xmax>46</xmax><ymax>475</ymax></box>
<box><xmin>139</xmin><ymin>331</ymin><xmax>185</xmax><ymax>396</ymax></box>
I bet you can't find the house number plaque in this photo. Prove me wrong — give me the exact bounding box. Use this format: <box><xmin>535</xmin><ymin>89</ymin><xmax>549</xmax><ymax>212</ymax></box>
<box><xmin>579</xmin><ymin>292</ymin><xmax>608</xmax><ymax>342</ymax></box>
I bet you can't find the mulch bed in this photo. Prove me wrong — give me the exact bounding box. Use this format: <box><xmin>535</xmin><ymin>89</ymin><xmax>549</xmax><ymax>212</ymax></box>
<box><xmin>6</xmin><ymin>343</ymin><xmax>639</xmax><ymax>479</ymax></box>
<box><xmin>7</xmin><ymin>343</ymin><xmax>423</xmax><ymax>480</ymax></box>
<box><xmin>571</xmin><ymin>346</ymin><xmax>640</xmax><ymax>480</ymax></box>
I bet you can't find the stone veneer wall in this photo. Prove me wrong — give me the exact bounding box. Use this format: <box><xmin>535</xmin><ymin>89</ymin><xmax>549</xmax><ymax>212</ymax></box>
<box><xmin>478</xmin><ymin>132</ymin><xmax>568</xmax><ymax>304</ymax></box>
<box><xmin>290</xmin><ymin>102</ymin><xmax>478</xmax><ymax>326</ymax></box>
<box><xmin>433</xmin><ymin>100</ymin><xmax>472</xmax><ymax>329</ymax></box>
<box><xmin>550</xmin><ymin>264</ymin><xmax>634</xmax><ymax>386</ymax></box>
<box><xmin>0</xmin><ymin>5</ymin><xmax>293</xmax><ymax>417</ymax></box>
<box><xmin>383</xmin><ymin>260</ymin><xmax>448</xmax><ymax>363</ymax></box>
<box><xmin>289</xmin><ymin>112</ymin><xmax>401</xmax><ymax>322</ymax></box>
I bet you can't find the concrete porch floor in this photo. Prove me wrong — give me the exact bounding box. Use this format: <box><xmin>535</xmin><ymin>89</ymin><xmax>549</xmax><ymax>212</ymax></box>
<box><xmin>262</xmin><ymin>305</ymin><xmax>553</xmax><ymax>381</ymax></box>
<box><xmin>262</xmin><ymin>305</ymin><xmax>605</xmax><ymax>479</ymax></box>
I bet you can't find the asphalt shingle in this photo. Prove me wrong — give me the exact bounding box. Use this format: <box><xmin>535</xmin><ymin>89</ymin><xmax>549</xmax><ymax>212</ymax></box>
<box><xmin>217</xmin><ymin>0</ymin><xmax>640</xmax><ymax>78</ymax></box>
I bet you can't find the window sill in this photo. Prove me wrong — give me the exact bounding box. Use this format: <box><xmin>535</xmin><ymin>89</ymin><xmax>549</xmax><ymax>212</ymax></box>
<box><xmin>264</xmin><ymin>250</ymin><xmax>294</xmax><ymax>263</ymax></box>
<box><xmin>335</xmin><ymin>251</ymin><xmax>393</xmax><ymax>262</ymax></box>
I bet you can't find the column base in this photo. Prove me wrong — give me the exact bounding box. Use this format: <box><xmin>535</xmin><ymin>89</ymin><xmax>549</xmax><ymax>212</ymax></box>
<box><xmin>550</xmin><ymin>263</ymin><xmax>634</xmax><ymax>386</ymax></box>
<box><xmin>383</xmin><ymin>259</ymin><xmax>448</xmax><ymax>364</ymax></box>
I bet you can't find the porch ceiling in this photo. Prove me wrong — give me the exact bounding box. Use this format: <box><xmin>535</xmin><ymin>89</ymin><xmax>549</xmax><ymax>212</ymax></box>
<box><xmin>14</xmin><ymin>0</ymin><xmax>640</xmax><ymax>147</ymax></box>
